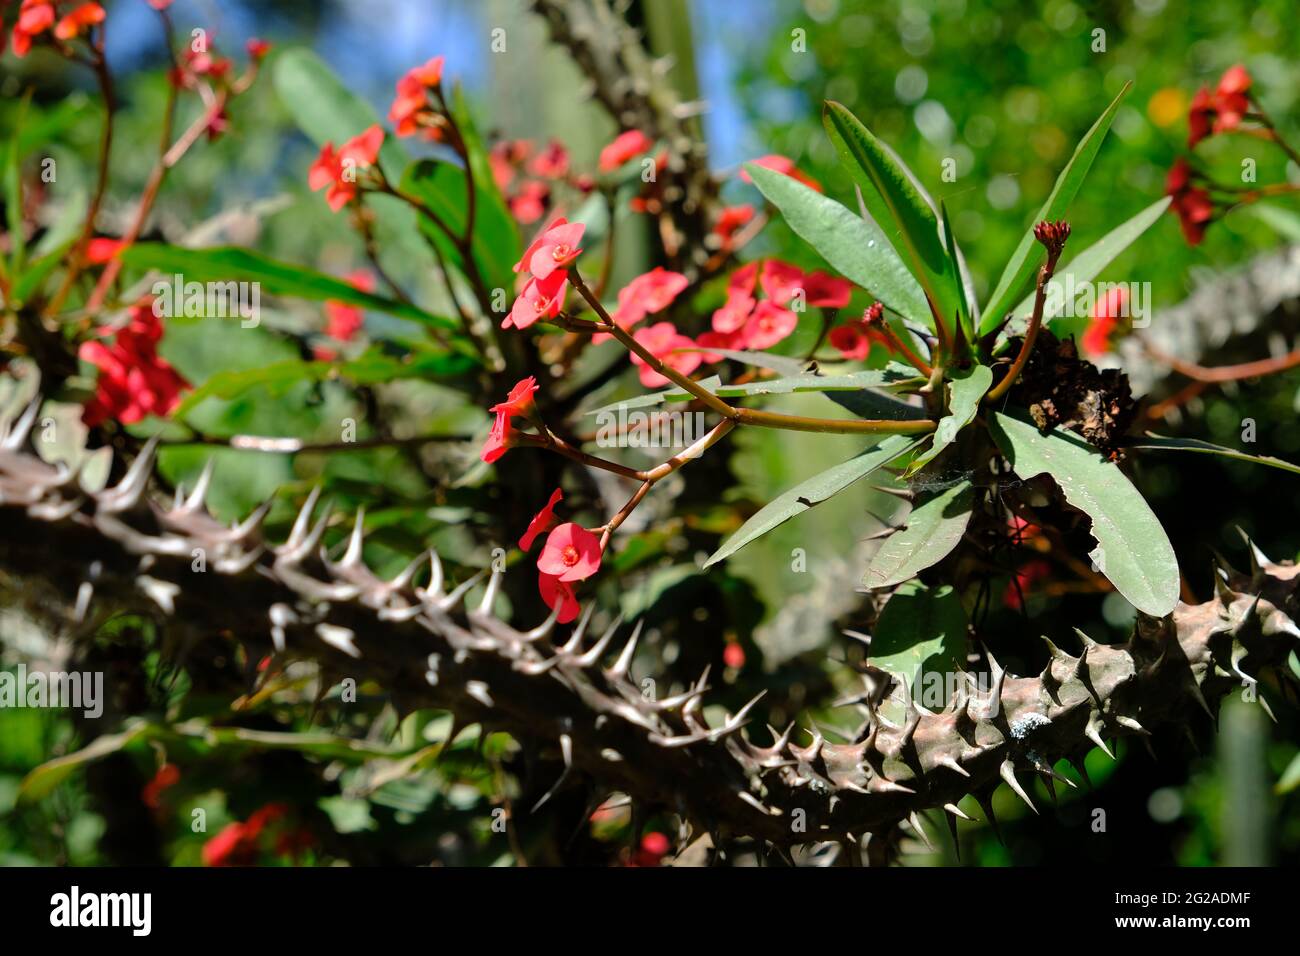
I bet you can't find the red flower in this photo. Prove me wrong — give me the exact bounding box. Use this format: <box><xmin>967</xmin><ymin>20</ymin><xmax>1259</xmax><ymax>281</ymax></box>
<box><xmin>481</xmin><ymin>377</ymin><xmax>539</xmax><ymax>463</ymax></box>
<box><xmin>537</xmin><ymin>523</ymin><xmax>603</xmax><ymax>582</ymax></box>
<box><xmin>389</xmin><ymin>56</ymin><xmax>446</xmax><ymax>139</ymax></box>
<box><xmin>528</xmin><ymin>140</ymin><xmax>570</xmax><ymax>179</ymax></box>
<box><xmin>829</xmin><ymin>323</ymin><xmax>871</xmax><ymax>360</ymax></box>
<box><xmin>246</xmin><ymin>38</ymin><xmax>271</xmax><ymax>61</ymax></box>
<box><xmin>629</xmin><ymin>832</ymin><xmax>671</xmax><ymax>867</ymax></box>
<box><xmin>1003</xmin><ymin>560</ymin><xmax>1052</xmax><ymax>610</ymax></box>
<box><xmin>11</xmin><ymin>0</ymin><xmax>56</xmax><ymax>57</ymax></box>
<box><xmin>803</xmin><ymin>270</ymin><xmax>852</xmax><ymax>308</ymax></box>
<box><xmin>740</xmin><ymin>300</ymin><xmax>798</xmax><ymax>351</ymax></box>
<box><xmin>1081</xmin><ymin>285</ymin><xmax>1127</xmax><ymax>357</ymax></box>
<box><xmin>53</xmin><ymin>2</ymin><xmax>104</xmax><ymax>41</ymax></box>
<box><xmin>85</xmin><ymin>237</ymin><xmax>125</xmax><ymax>265</ymax></box>
<box><xmin>1212</xmin><ymin>64</ymin><xmax>1252</xmax><ymax>134</ymax></box>
<box><xmin>323</xmin><ymin>270</ymin><xmax>375</xmax><ymax>342</ymax></box>
<box><xmin>520</xmin><ymin>488</ymin><xmax>564</xmax><ymax>551</ymax></box>
<box><xmin>610</xmin><ymin>267</ymin><xmax>689</xmax><ymax>329</ymax></box>
<box><xmin>740</xmin><ymin>154</ymin><xmax>822</xmax><ymax>192</ymax></box>
<box><xmin>203</xmin><ymin>822</ymin><xmax>256</xmax><ymax>867</ymax></box>
<box><xmin>80</xmin><ymin>301</ymin><xmax>190</xmax><ymax>426</ymax></box>
<box><xmin>147</xmin><ymin>0</ymin><xmax>174</xmax><ymax>8</ymax></box>
<box><xmin>538</xmin><ymin>573</ymin><xmax>581</xmax><ymax>624</ymax></box>
<box><xmin>759</xmin><ymin>259</ymin><xmax>805</xmax><ymax>306</ymax></box>
<box><xmin>713</xmin><ymin>204</ymin><xmax>755</xmax><ymax>245</ymax></box>
<box><xmin>598</xmin><ymin>130</ymin><xmax>653</xmax><ymax>172</ymax></box>
<box><xmin>521</xmin><ymin>220</ymin><xmax>584</xmax><ymax>281</ymax></box>
<box><xmin>711</xmin><ymin>264</ymin><xmax>759</xmax><ymax>334</ymax></box>
<box><xmin>722</xmin><ymin>643</ymin><xmax>745</xmax><ymax>670</ymax></box>
<box><xmin>504</xmin><ymin>270</ymin><xmax>569</xmax><ymax>331</ymax></box>
<box><xmin>693</xmin><ymin>329</ymin><xmax>742</xmax><ymax>364</ymax></box>
<box><xmin>1165</xmin><ymin>158</ymin><xmax>1213</xmax><ymax>245</ymax></box>
<box><xmin>630</xmin><ymin>321</ymin><xmax>702</xmax><ymax>388</ymax></box>
<box><xmin>509</xmin><ymin>180</ymin><xmax>550</xmax><ymax>224</ymax></box>
<box><xmin>141</xmin><ymin>763</ymin><xmax>180</xmax><ymax>810</ymax></box>
<box><xmin>1187</xmin><ymin>87</ymin><xmax>1214</xmax><ymax>147</ymax></box>
<box><xmin>308</xmin><ymin>125</ymin><xmax>384</xmax><ymax>212</ymax></box>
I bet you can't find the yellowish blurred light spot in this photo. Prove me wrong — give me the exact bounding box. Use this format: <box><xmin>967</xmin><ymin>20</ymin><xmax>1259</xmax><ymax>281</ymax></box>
<box><xmin>1148</xmin><ymin>87</ymin><xmax>1186</xmax><ymax>128</ymax></box>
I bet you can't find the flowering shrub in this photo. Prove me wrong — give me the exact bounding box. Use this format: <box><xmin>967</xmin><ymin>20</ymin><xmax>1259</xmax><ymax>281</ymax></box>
<box><xmin>2</xmin><ymin>0</ymin><xmax>1299</xmax><ymax>872</ymax></box>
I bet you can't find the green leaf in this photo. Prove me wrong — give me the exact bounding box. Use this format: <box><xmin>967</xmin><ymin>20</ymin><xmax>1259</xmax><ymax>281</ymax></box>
<box><xmin>1278</xmin><ymin>752</ymin><xmax>1300</xmax><ymax>795</ymax></box>
<box><xmin>10</xmin><ymin>239</ymin><xmax>75</xmax><ymax>306</ymax></box>
<box><xmin>907</xmin><ymin>364</ymin><xmax>992</xmax><ymax>476</ymax></box>
<box><xmin>1129</xmin><ymin>435</ymin><xmax>1300</xmax><ymax>476</ymax></box>
<box><xmin>584</xmin><ymin>376</ymin><xmax>723</xmax><ymax>416</ymax></box>
<box><xmin>989</xmin><ymin>411</ymin><xmax>1179</xmax><ymax>616</ymax></box>
<box><xmin>120</xmin><ymin>243</ymin><xmax>458</xmax><ymax>332</ymax></box>
<box><xmin>1006</xmin><ymin>197</ymin><xmax>1172</xmax><ymax>331</ymax></box>
<box><xmin>745</xmin><ymin>162</ymin><xmax>932</xmax><ymax>327</ymax></box>
<box><xmin>868</xmin><ymin>580</ymin><xmax>966</xmax><ymax>692</ymax></box>
<box><xmin>823</xmin><ymin>101</ymin><xmax>960</xmax><ymax>328</ymax></box>
<box><xmin>979</xmin><ymin>83</ymin><xmax>1131</xmax><ymax>335</ymax></box>
<box><xmin>863</xmin><ymin>481</ymin><xmax>975</xmax><ymax>590</ymax></box>
<box><xmin>20</xmin><ymin>722</ymin><xmax>154</xmax><ymax>804</ymax></box>
<box><xmin>704</xmin><ymin>434</ymin><xmax>921</xmax><ymax>567</ymax></box>
<box><xmin>686</xmin><ymin>346</ymin><xmax>807</xmax><ymax>376</ymax></box>
<box><xmin>939</xmin><ymin>201</ymin><xmax>974</xmax><ymax>343</ymax></box>
<box><xmin>1247</xmin><ymin>204</ymin><xmax>1300</xmax><ymax>242</ymax></box>
<box><xmin>174</xmin><ymin>348</ymin><xmax>472</xmax><ymax>417</ymax></box>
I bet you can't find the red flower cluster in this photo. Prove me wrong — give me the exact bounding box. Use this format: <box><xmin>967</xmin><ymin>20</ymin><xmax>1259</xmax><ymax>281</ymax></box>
<box><xmin>594</xmin><ymin>267</ymin><xmax>689</xmax><ymax>342</ymax></box>
<box><xmin>1165</xmin><ymin>158</ymin><xmax>1213</xmax><ymax>246</ymax></box>
<box><xmin>828</xmin><ymin>301</ymin><xmax>891</xmax><ymax>361</ymax></box>
<box><xmin>169</xmin><ymin>43</ymin><xmax>233</xmax><ymax>90</ymax></box>
<box><xmin>314</xmin><ymin>270</ymin><xmax>374</xmax><ymax>360</ymax></box>
<box><xmin>598</xmin><ymin>130</ymin><xmax>654</xmax><ymax>172</ymax></box>
<box><xmin>505</xmin><ymin>217</ymin><xmax>583</xmax><ymax>329</ymax></box>
<box><xmin>740</xmin><ymin>153</ymin><xmax>822</xmax><ymax>193</ymax></box>
<box><xmin>308</xmin><ymin>124</ymin><xmax>384</xmax><ymax>212</ymax></box>
<box><xmin>10</xmin><ymin>0</ymin><xmax>57</xmax><ymax>56</ymax></box>
<box><xmin>1188</xmin><ymin>65</ymin><xmax>1253</xmax><ymax>147</ymax></box>
<box><xmin>202</xmin><ymin>803</ymin><xmax>313</xmax><ymax>867</ymax></box>
<box><xmin>141</xmin><ymin>763</ymin><xmax>180</xmax><ymax>811</ymax></box>
<box><xmin>53</xmin><ymin>1</ymin><xmax>102</xmax><ymax>41</ymax></box>
<box><xmin>519</xmin><ymin>488</ymin><xmax>603</xmax><ymax>623</ymax></box>
<box><xmin>712</xmin><ymin>203</ymin><xmax>755</xmax><ymax>249</ymax></box>
<box><xmin>79</xmin><ymin>300</ymin><xmax>190</xmax><ymax>427</ymax></box>
<box><xmin>388</xmin><ymin>56</ymin><xmax>445</xmax><ymax>140</ymax></box>
<box><xmin>480</xmin><ymin>376</ymin><xmax>539</xmax><ymax>464</ymax></box>
<box><xmin>1081</xmin><ymin>285</ymin><xmax>1128</xmax><ymax>358</ymax></box>
<box><xmin>697</xmin><ymin>259</ymin><xmax>847</xmax><ymax>358</ymax></box>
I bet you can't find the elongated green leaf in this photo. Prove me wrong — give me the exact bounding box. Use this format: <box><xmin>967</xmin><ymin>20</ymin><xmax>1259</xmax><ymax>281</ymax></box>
<box><xmin>864</xmin><ymin>481</ymin><xmax>975</xmax><ymax>589</ymax></box>
<box><xmin>745</xmin><ymin>162</ymin><xmax>931</xmax><ymax>327</ymax></box>
<box><xmin>1278</xmin><ymin>752</ymin><xmax>1300</xmax><ymax>795</ymax></box>
<box><xmin>823</xmin><ymin>101</ymin><xmax>960</xmax><ymax>327</ymax></box>
<box><xmin>1249</xmin><ymin>204</ymin><xmax>1300</xmax><ymax>242</ymax></box>
<box><xmin>1130</xmin><ymin>435</ymin><xmax>1300</xmax><ymax>476</ymax></box>
<box><xmin>705</xmin><ymin>434</ymin><xmax>921</xmax><ymax>567</ymax></box>
<box><xmin>939</xmin><ymin>201</ymin><xmax>974</xmax><ymax>342</ymax></box>
<box><xmin>584</xmin><ymin>376</ymin><xmax>723</xmax><ymax>416</ymax></box>
<box><xmin>11</xmin><ymin>240</ymin><xmax>75</xmax><ymax>306</ymax></box>
<box><xmin>1006</xmin><ymin>197</ymin><xmax>1171</xmax><ymax>332</ymax></box>
<box><xmin>688</xmin><ymin>347</ymin><xmax>806</xmax><ymax>376</ymax></box>
<box><xmin>120</xmin><ymin>243</ymin><xmax>458</xmax><ymax>332</ymax></box>
<box><xmin>979</xmin><ymin>83</ymin><xmax>1131</xmax><ymax>334</ymax></box>
<box><xmin>174</xmin><ymin>348</ymin><xmax>472</xmax><ymax>417</ymax></box>
<box><xmin>869</xmin><ymin>581</ymin><xmax>966</xmax><ymax>693</ymax></box>
<box><xmin>990</xmin><ymin>411</ymin><xmax>1178</xmax><ymax>616</ymax></box>
<box><xmin>907</xmin><ymin>364</ymin><xmax>993</xmax><ymax>475</ymax></box>
<box><xmin>20</xmin><ymin>722</ymin><xmax>154</xmax><ymax>804</ymax></box>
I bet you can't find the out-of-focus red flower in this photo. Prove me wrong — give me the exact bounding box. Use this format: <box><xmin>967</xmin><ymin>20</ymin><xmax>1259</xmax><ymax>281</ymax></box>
<box><xmin>520</xmin><ymin>488</ymin><xmax>563</xmax><ymax>551</ymax></box>
<box><xmin>629</xmin><ymin>832</ymin><xmax>671</xmax><ymax>866</ymax></box>
<box><xmin>11</xmin><ymin>0</ymin><xmax>56</xmax><ymax>57</ymax></box>
<box><xmin>694</xmin><ymin>329</ymin><xmax>742</xmax><ymax>364</ymax></box>
<box><xmin>1003</xmin><ymin>560</ymin><xmax>1052</xmax><ymax>610</ymax></box>
<box><xmin>79</xmin><ymin>300</ymin><xmax>189</xmax><ymax>427</ymax></box>
<box><xmin>1212</xmin><ymin>64</ymin><xmax>1252</xmax><ymax>134</ymax></box>
<box><xmin>629</xmin><ymin>321</ymin><xmax>702</xmax><ymax>388</ymax></box>
<box><xmin>85</xmin><ymin>237</ymin><xmax>125</xmax><ymax>265</ymax></box>
<box><xmin>1081</xmin><ymin>285</ymin><xmax>1127</xmax><ymax>357</ymax></box>
<box><xmin>508</xmin><ymin>180</ymin><xmax>549</xmax><ymax>224</ymax></box>
<box><xmin>598</xmin><ymin>129</ymin><xmax>653</xmax><ymax>172</ymax></box>
<box><xmin>308</xmin><ymin>125</ymin><xmax>384</xmax><ymax>212</ymax></box>
<box><xmin>829</xmin><ymin>323</ymin><xmax>872</xmax><ymax>360</ymax></box>
<box><xmin>1165</xmin><ymin>158</ymin><xmax>1213</xmax><ymax>245</ymax></box>
<box><xmin>1187</xmin><ymin>87</ymin><xmax>1214</xmax><ymax>147</ymax></box>
<box><xmin>141</xmin><ymin>763</ymin><xmax>180</xmax><ymax>810</ymax></box>
<box><xmin>147</xmin><ymin>0</ymin><xmax>175</xmax><ymax>8</ymax></box>
<box><xmin>528</xmin><ymin>139</ymin><xmax>570</xmax><ymax>180</ymax></box>
<box><xmin>740</xmin><ymin>300</ymin><xmax>798</xmax><ymax>350</ymax></box>
<box><xmin>723</xmin><ymin>643</ymin><xmax>745</xmax><ymax>670</ymax></box>
<box><xmin>204</xmin><ymin>104</ymin><xmax>230</xmax><ymax>142</ymax></box>
<box><xmin>246</xmin><ymin>38</ymin><xmax>271</xmax><ymax>61</ymax></box>
<box><xmin>537</xmin><ymin>522</ymin><xmax>603</xmax><ymax>582</ymax></box>
<box><xmin>389</xmin><ymin>56</ymin><xmax>446</xmax><ymax>139</ymax></box>
<box><xmin>759</xmin><ymin>259</ymin><xmax>805</xmax><ymax>306</ymax></box>
<box><xmin>53</xmin><ymin>2</ymin><xmax>105</xmax><ymax>41</ymax></box>
<box><xmin>505</xmin><ymin>270</ymin><xmax>569</xmax><ymax>331</ymax></box>
<box><xmin>203</xmin><ymin>822</ymin><xmax>255</xmax><ymax>867</ymax></box>
<box><xmin>202</xmin><ymin>803</ymin><xmax>300</xmax><ymax>866</ymax></box>
<box><xmin>711</xmin><ymin>264</ymin><xmax>759</xmax><ymax>334</ymax></box>
<box><xmin>539</xmin><ymin>573</ymin><xmax>581</xmax><ymax>624</ymax></box>
<box><xmin>803</xmin><ymin>270</ymin><xmax>852</xmax><ymax>308</ymax></box>
<box><xmin>323</xmin><ymin>270</ymin><xmax>374</xmax><ymax>343</ymax></box>
<box><xmin>712</xmin><ymin>204</ymin><xmax>755</xmax><ymax>246</ymax></box>
<box><xmin>740</xmin><ymin>154</ymin><xmax>822</xmax><ymax>192</ymax></box>
<box><xmin>609</xmin><ymin>267</ymin><xmax>689</xmax><ymax>331</ymax></box>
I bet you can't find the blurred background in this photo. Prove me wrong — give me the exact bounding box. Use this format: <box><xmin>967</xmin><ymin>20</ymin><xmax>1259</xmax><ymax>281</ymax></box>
<box><xmin>1</xmin><ymin>0</ymin><xmax>1298</xmax><ymax>866</ymax></box>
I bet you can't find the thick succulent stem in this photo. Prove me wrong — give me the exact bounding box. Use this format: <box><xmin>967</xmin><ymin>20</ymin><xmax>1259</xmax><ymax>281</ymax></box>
<box><xmin>1</xmin><ymin>410</ymin><xmax>1297</xmax><ymax>851</ymax></box>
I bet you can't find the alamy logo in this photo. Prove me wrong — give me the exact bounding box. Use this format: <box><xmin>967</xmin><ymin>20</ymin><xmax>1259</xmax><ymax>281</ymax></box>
<box><xmin>152</xmin><ymin>273</ymin><xmax>261</xmax><ymax>328</ymax></box>
<box><xmin>0</xmin><ymin>665</ymin><xmax>103</xmax><ymax>718</ymax></box>
<box><xmin>594</xmin><ymin>407</ymin><xmax>708</xmax><ymax>449</ymax></box>
<box><xmin>50</xmin><ymin>886</ymin><xmax>151</xmax><ymax>936</ymax></box>
<box><xmin>1042</xmin><ymin>276</ymin><xmax>1150</xmax><ymax>328</ymax></box>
